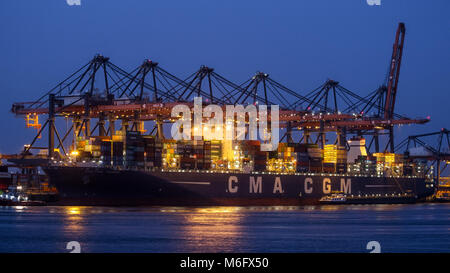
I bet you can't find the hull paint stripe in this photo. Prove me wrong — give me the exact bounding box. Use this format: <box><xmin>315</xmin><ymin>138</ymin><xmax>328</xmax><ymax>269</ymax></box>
<box><xmin>171</xmin><ymin>181</ymin><xmax>211</xmax><ymax>185</ymax></box>
<box><xmin>365</xmin><ymin>185</ymin><xmax>397</xmax><ymax>188</ymax></box>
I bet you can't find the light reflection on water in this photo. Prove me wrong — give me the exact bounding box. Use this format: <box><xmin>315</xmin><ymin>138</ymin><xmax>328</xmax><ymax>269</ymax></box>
<box><xmin>180</xmin><ymin>207</ymin><xmax>244</xmax><ymax>252</ymax></box>
<box><xmin>0</xmin><ymin>204</ymin><xmax>449</xmax><ymax>253</ymax></box>
<box><xmin>63</xmin><ymin>207</ymin><xmax>85</xmax><ymax>235</ymax></box>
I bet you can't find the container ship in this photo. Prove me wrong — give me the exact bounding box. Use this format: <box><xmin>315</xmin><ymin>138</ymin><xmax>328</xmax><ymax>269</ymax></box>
<box><xmin>42</xmin><ymin>132</ymin><xmax>435</xmax><ymax>206</ymax></box>
<box><xmin>5</xmin><ymin>23</ymin><xmax>438</xmax><ymax>206</ymax></box>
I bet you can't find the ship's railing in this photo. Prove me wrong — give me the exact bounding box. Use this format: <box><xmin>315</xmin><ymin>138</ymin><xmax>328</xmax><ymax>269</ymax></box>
<box><xmin>47</xmin><ymin>160</ymin><xmax>427</xmax><ymax>179</ymax></box>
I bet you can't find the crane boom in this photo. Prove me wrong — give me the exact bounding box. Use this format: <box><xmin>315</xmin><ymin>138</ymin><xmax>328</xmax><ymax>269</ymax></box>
<box><xmin>384</xmin><ymin>22</ymin><xmax>406</xmax><ymax>119</ymax></box>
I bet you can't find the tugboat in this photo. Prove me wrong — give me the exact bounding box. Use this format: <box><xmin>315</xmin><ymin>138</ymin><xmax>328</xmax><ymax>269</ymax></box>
<box><xmin>0</xmin><ymin>186</ymin><xmax>46</xmax><ymax>206</ymax></box>
<box><xmin>0</xmin><ymin>162</ymin><xmax>57</xmax><ymax>206</ymax></box>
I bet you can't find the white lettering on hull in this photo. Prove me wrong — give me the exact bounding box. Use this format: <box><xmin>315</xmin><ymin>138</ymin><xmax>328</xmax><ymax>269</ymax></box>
<box><xmin>340</xmin><ymin>178</ymin><xmax>352</xmax><ymax>193</ymax></box>
<box><xmin>228</xmin><ymin>176</ymin><xmax>238</xmax><ymax>193</ymax></box>
<box><xmin>323</xmin><ymin>178</ymin><xmax>331</xmax><ymax>194</ymax></box>
<box><xmin>273</xmin><ymin>177</ymin><xmax>283</xmax><ymax>193</ymax></box>
<box><xmin>304</xmin><ymin>177</ymin><xmax>313</xmax><ymax>194</ymax></box>
<box><xmin>226</xmin><ymin>176</ymin><xmax>352</xmax><ymax>195</ymax></box>
<box><xmin>249</xmin><ymin>176</ymin><xmax>263</xmax><ymax>193</ymax></box>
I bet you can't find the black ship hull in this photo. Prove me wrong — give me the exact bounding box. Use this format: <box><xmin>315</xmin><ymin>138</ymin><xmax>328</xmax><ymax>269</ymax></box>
<box><xmin>43</xmin><ymin>166</ymin><xmax>435</xmax><ymax>206</ymax></box>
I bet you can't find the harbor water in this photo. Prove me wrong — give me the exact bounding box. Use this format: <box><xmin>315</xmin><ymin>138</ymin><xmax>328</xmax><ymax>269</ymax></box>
<box><xmin>0</xmin><ymin>203</ymin><xmax>448</xmax><ymax>253</ymax></box>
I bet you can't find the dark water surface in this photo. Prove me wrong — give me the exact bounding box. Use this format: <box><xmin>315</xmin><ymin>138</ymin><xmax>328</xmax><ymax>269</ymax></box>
<box><xmin>0</xmin><ymin>204</ymin><xmax>448</xmax><ymax>253</ymax></box>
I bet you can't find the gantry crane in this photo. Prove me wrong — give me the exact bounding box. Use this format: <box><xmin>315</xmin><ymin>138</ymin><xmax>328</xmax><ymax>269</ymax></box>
<box><xmin>8</xmin><ymin>23</ymin><xmax>428</xmax><ymax>162</ymax></box>
<box><xmin>396</xmin><ymin>128</ymin><xmax>450</xmax><ymax>187</ymax></box>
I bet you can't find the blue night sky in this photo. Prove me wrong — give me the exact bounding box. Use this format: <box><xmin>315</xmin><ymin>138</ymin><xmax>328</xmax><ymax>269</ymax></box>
<box><xmin>0</xmin><ymin>0</ymin><xmax>449</xmax><ymax>154</ymax></box>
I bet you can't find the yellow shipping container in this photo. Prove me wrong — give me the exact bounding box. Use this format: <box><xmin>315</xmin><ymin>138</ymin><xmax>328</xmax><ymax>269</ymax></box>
<box><xmin>374</xmin><ymin>153</ymin><xmax>403</xmax><ymax>164</ymax></box>
<box><xmin>324</xmin><ymin>144</ymin><xmax>337</xmax><ymax>163</ymax></box>
<box><xmin>112</xmin><ymin>135</ymin><xmax>123</xmax><ymax>142</ymax></box>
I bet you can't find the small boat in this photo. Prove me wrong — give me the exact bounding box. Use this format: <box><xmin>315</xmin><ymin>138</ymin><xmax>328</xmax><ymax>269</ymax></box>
<box><xmin>434</xmin><ymin>189</ymin><xmax>450</xmax><ymax>202</ymax></box>
<box><xmin>319</xmin><ymin>193</ymin><xmax>348</xmax><ymax>204</ymax></box>
<box><xmin>320</xmin><ymin>192</ymin><xmax>417</xmax><ymax>205</ymax></box>
<box><xmin>0</xmin><ymin>193</ymin><xmax>46</xmax><ymax>206</ymax></box>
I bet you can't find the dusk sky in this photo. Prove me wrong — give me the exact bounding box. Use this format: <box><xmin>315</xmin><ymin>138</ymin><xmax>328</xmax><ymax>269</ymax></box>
<box><xmin>0</xmin><ymin>0</ymin><xmax>449</xmax><ymax>154</ymax></box>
